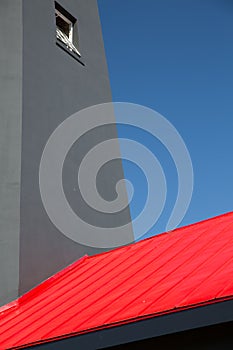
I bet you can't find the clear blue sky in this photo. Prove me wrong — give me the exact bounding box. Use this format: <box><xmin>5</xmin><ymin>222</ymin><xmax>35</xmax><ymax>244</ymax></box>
<box><xmin>98</xmin><ymin>0</ymin><xmax>233</xmax><ymax>239</ymax></box>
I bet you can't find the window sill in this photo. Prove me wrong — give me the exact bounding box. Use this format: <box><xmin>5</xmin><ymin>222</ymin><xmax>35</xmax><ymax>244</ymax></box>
<box><xmin>56</xmin><ymin>40</ymin><xmax>85</xmax><ymax>66</ymax></box>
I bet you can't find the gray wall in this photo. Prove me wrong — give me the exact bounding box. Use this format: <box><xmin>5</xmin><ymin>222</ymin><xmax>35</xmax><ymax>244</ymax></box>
<box><xmin>0</xmin><ymin>0</ymin><xmax>133</xmax><ymax>306</ymax></box>
<box><xmin>0</xmin><ymin>0</ymin><xmax>22</xmax><ymax>306</ymax></box>
<box><xmin>19</xmin><ymin>0</ymin><xmax>133</xmax><ymax>296</ymax></box>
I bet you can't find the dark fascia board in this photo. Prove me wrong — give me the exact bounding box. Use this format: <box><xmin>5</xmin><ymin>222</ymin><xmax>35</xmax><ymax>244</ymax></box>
<box><xmin>22</xmin><ymin>299</ymin><xmax>233</xmax><ymax>350</ymax></box>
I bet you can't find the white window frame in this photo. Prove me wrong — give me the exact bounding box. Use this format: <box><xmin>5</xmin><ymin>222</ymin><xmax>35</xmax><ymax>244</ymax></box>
<box><xmin>55</xmin><ymin>8</ymin><xmax>81</xmax><ymax>57</ymax></box>
<box><xmin>55</xmin><ymin>9</ymin><xmax>73</xmax><ymax>42</ymax></box>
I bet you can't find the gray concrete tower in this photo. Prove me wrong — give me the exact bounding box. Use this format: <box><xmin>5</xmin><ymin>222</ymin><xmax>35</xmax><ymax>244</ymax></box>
<box><xmin>0</xmin><ymin>0</ymin><xmax>133</xmax><ymax>306</ymax></box>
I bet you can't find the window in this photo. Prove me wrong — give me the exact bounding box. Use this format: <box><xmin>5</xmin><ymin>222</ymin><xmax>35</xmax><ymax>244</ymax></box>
<box><xmin>56</xmin><ymin>10</ymin><xmax>73</xmax><ymax>40</ymax></box>
<box><xmin>55</xmin><ymin>2</ymin><xmax>81</xmax><ymax>57</ymax></box>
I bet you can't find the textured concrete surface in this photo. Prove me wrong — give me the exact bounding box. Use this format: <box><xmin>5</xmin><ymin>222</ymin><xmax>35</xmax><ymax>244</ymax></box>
<box><xmin>0</xmin><ymin>0</ymin><xmax>22</xmax><ymax>305</ymax></box>
<box><xmin>19</xmin><ymin>0</ymin><xmax>133</xmax><ymax>296</ymax></box>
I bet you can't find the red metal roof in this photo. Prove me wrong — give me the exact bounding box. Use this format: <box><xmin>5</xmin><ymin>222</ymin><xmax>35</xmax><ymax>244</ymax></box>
<box><xmin>1</xmin><ymin>212</ymin><xmax>233</xmax><ymax>349</ymax></box>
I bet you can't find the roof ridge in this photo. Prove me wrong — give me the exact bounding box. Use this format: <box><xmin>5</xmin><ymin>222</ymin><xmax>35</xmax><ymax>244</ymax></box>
<box><xmin>1</xmin><ymin>211</ymin><xmax>233</xmax><ymax>349</ymax></box>
<box><xmin>0</xmin><ymin>255</ymin><xmax>88</xmax><ymax>315</ymax></box>
<box><xmin>19</xmin><ymin>255</ymin><xmax>88</xmax><ymax>305</ymax></box>
<box><xmin>1</xmin><ymin>211</ymin><xmax>232</xmax><ymax>315</ymax></box>
<box><xmin>86</xmin><ymin>211</ymin><xmax>233</xmax><ymax>261</ymax></box>
<box><xmin>166</xmin><ymin>211</ymin><xmax>233</xmax><ymax>234</ymax></box>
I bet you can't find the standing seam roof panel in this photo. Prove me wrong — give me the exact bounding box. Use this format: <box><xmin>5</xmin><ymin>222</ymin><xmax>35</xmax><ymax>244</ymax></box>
<box><xmin>0</xmin><ymin>212</ymin><xmax>233</xmax><ymax>349</ymax></box>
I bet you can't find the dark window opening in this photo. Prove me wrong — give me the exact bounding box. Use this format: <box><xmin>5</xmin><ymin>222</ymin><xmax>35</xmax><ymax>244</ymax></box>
<box><xmin>55</xmin><ymin>2</ymin><xmax>81</xmax><ymax>57</ymax></box>
<box><xmin>56</xmin><ymin>15</ymin><xmax>70</xmax><ymax>38</ymax></box>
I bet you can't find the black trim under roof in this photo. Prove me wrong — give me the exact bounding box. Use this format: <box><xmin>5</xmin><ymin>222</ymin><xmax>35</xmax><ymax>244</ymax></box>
<box><xmin>22</xmin><ymin>299</ymin><xmax>233</xmax><ymax>350</ymax></box>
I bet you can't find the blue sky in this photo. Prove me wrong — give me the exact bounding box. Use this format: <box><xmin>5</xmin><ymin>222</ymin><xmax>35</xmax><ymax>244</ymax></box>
<box><xmin>98</xmin><ymin>0</ymin><xmax>233</xmax><ymax>239</ymax></box>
